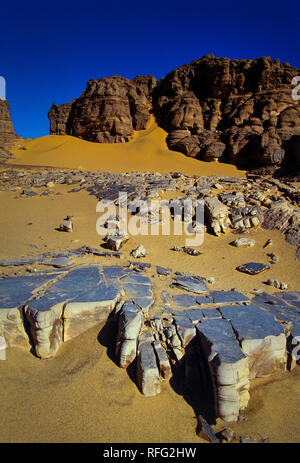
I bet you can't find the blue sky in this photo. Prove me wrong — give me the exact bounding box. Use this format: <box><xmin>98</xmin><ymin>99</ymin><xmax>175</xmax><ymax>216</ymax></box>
<box><xmin>1</xmin><ymin>0</ymin><xmax>299</xmax><ymax>138</ymax></box>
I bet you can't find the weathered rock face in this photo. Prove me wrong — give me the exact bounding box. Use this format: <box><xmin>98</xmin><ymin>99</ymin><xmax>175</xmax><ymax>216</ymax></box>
<box><xmin>49</xmin><ymin>75</ymin><xmax>157</xmax><ymax>143</ymax></box>
<box><xmin>152</xmin><ymin>54</ymin><xmax>300</xmax><ymax>168</ymax></box>
<box><xmin>0</xmin><ymin>100</ymin><xmax>17</xmax><ymax>143</ymax></box>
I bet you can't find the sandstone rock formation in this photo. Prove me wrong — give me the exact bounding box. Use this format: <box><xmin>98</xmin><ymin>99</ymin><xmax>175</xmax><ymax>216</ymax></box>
<box><xmin>153</xmin><ymin>55</ymin><xmax>300</xmax><ymax>169</ymax></box>
<box><xmin>49</xmin><ymin>75</ymin><xmax>157</xmax><ymax>143</ymax></box>
<box><xmin>0</xmin><ymin>99</ymin><xmax>17</xmax><ymax>143</ymax></box>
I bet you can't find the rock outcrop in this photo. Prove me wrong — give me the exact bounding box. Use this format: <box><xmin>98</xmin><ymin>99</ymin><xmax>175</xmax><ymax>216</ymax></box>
<box><xmin>49</xmin><ymin>75</ymin><xmax>157</xmax><ymax>143</ymax></box>
<box><xmin>0</xmin><ymin>99</ymin><xmax>18</xmax><ymax>162</ymax></box>
<box><xmin>152</xmin><ymin>54</ymin><xmax>300</xmax><ymax>169</ymax></box>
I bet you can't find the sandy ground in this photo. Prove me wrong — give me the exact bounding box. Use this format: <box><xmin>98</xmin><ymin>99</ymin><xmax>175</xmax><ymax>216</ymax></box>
<box><xmin>0</xmin><ymin>119</ymin><xmax>300</xmax><ymax>443</ymax></box>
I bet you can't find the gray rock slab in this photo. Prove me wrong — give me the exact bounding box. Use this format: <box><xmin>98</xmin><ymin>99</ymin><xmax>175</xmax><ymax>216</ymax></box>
<box><xmin>196</xmin><ymin>318</ymin><xmax>246</xmax><ymax>364</ymax></box>
<box><xmin>28</xmin><ymin>266</ymin><xmax>102</xmax><ymax>312</ymax></box>
<box><xmin>173</xmin><ymin>294</ymin><xmax>197</xmax><ymax>308</ymax></box>
<box><xmin>184</xmin><ymin>308</ymin><xmax>204</xmax><ymax>324</ymax></box>
<box><xmin>156</xmin><ymin>265</ymin><xmax>172</xmax><ymax>276</ymax></box>
<box><xmin>172</xmin><ymin>276</ymin><xmax>208</xmax><ymax>294</ymax></box>
<box><xmin>0</xmin><ymin>256</ymin><xmax>41</xmax><ymax>266</ymax></box>
<box><xmin>152</xmin><ymin>339</ymin><xmax>172</xmax><ymax>380</ymax></box>
<box><xmin>160</xmin><ymin>290</ymin><xmax>172</xmax><ymax>307</ymax></box>
<box><xmin>236</xmin><ymin>262</ymin><xmax>270</xmax><ymax>275</ymax></box>
<box><xmin>174</xmin><ymin>312</ymin><xmax>197</xmax><ymax>347</ymax></box>
<box><xmin>103</xmin><ymin>265</ymin><xmax>129</xmax><ymax>280</ymax></box>
<box><xmin>42</xmin><ymin>257</ymin><xmax>75</xmax><ymax>268</ymax></box>
<box><xmin>0</xmin><ymin>274</ymin><xmax>59</xmax><ymax>309</ymax></box>
<box><xmin>219</xmin><ymin>304</ymin><xmax>286</xmax><ymax>378</ymax></box>
<box><xmin>137</xmin><ymin>338</ymin><xmax>161</xmax><ymax>396</ymax></box>
<box><xmin>196</xmin><ymin>295</ymin><xmax>213</xmax><ymax>305</ymax></box>
<box><xmin>123</xmin><ymin>283</ymin><xmax>152</xmax><ymax>299</ymax></box>
<box><xmin>120</xmin><ymin>273</ymin><xmax>151</xmax><ymax>286</ymax></box>
<box><xmin>201</xmin><ymin>309</ymin><xmax>222</xmax><ymax>319</ymax></box>
<box><xmin>252</xmin><ymin>292</ymin><xmax>300</xmax><ymax>325</ymax></box>
<box><xmin>210</xmin><ymin>290</ymin><xmax>250</xmax><ymax>305</ymax></box>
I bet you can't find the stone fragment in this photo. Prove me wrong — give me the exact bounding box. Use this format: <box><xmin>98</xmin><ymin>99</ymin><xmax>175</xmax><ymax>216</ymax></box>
<box><xmin>204</xmin><ymin>196</ymin><xmax>231</xmax><ymax>236</ymax></box>
<box><xmin>263</xmin><ymin>239</ymin><xmax>273</xmax><ymax>248</ymax></box>
<box><xmin>173</xmin><ymin>313</ymin><xmax>197</xmax><ymax>347</ymax></box>
<box><xmin>172</xmin><ymin>275</ymin><xmax>208</xmax><ymax>294</ymax></box>
<box><xmin>24</xmin><ymin>266</ymin><xmax>101</xmax><ymax>358</ymax></box>
<box><xmin>59</xmin><ymin>220</ymin><xmax>73</xmax><ymax>232</ymax></box>
<box><xmin>210</xmin><ymin>290</ymin><xmax>250</xmax><ymax>305</ymax></box>
<box><xmin>172</xmin><ymin>246</ymin><xmax>202</xmax><ymax>256</ymax></box>
<box><xmin>236</xmin><ymin>262</ymin><xmax>270</xmax><ymax>275</ymax></box>
<box><xmin>184</xmin><ymin>308</ymin><xmax>204</xmax><ymax>324</ymax></box>
<box><xmin>137</xmin><ymin>334</ymin><xmax>161</xmax><ymax>396</ymax></box>
<box><xmin>231</xmin><ymin>205</ymin><xmax>264</xmax><ymax>230</ymax></box>
<box><xmin>173</xmin><ymin>294</ymin><xmax>197</xmax><ymax>308</ymax></box>
<box><xmin>197</xmin><ymin>415</ymin><xmax>219</xmax><ymax>443</ymax></box>
<box><xmin>130</xmin><ymin>245</ymin><xmax>147</xmax><ymax>258</ymax></box>
<box><xmin>152</xmin><ymin>339</ymin><xmax>172</xmax><ymax>380</ymax></box>
<box><xmin>230</xmin><ymin>238</ymin><xmax>255</xmax><ymax>247</ymax></box>
<box><xmin>196</xmin><ymin>319</ymin><xmax>250</xmax><ymax>422</ymax></box>
<box><xmin>63</xmin><ymin>282</ymin><xmax>121</xmax><ymax>341</ymax></box>
<box><xmin>105</xmin><ymin>231</ymin><xmax>129</xmax><ymax>251</ymax></box>
<box><xmin>42</xmin><ymin>257</ymin><xmax>75</xmax><ymax>268</ymax></box>
<box><xmin>201</xmin><ymin>309</ymin><xmax>222</xmax><ymax>319</ymax></box>
<box><xmin>0</xmin><ymin>274</ymin><xmax>58</xmax><ymax>349</ymax></box>
<box><xmin>115</xmin><ymin>301</ymin><xmax>143</xmax><ymax>368</ymax></box>
<box><xmin>219</xmin><ymin>305</ymin><xmax>286</xmax><ymax>378</ymax></box>
<box><xmin>266</xmin><ymin>278</ymin><xmax>288</xmax><ymax>290</ymax></box>
<box><xmin>156</xmin><ymin>265</ymin><xmax>172</xmax><ymax>276</ymax></box>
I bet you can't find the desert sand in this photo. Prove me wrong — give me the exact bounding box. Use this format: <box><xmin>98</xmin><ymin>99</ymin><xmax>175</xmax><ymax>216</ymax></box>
<box><xmin>0</xmin><ymin>118</ymin><xmax>299</xmax><ymax>443</ymax></box>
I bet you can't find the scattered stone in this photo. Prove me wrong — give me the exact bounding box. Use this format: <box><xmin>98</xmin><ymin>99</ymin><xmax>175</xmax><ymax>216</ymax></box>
<box><xmin>59</xmin><ymin>220</ymin><xmax>73</xmax><ymax>232</ymax></box>
<box><xmin>172</xmin><ymin>246</ymin><xmax>202</xmax><ymax>256</ymax></box>
<box><xmin>42</xmin><ymin>257</ymin><xmax>75</xmax><ymax>268</ymax></box>
<box><xmin>197</xmin><ymin>415</ymin><xmax>219</xmax><ymax>443</ymax></box>
<box><xmin>105</xmin><ymin>231</ymin><xmax>129</xmax><ymax>251</ymax></box>
<box><xmin>266</xmin><ymin>278</ymin><xmax>288</xmax><ymax>290</ymax></box>
<box><xmin>263</xmin><ymin>239</ymin><xmax>273</xmax><ymax>248</ymax></box>
<box><xmin>22</xmin><ymin>189</ymin><xmax>37</xmax><ymax>197</ymax></box>
<box><xmin>231</xmin><ymin>238</ymin><xmax>255</xmax><ymax>247</ymax></box>
<box><xmin>130</xmin><ymin>245</ymin><xmax>147</xmax><ymax>258</ymax></box>
<box><xmin>239</xmin><ymin>435</ymin><xmax>254</xmax><ymax>444</ymax></box>
<box><xmin>218</xmin><ymin>428</ymin><xmax>234</xmax><ymax>443</ymax></box>
<box><xmin>204</xmin><ymin>196</ymin><xmax>231</xmax><ymax>236</ymax></box>
<box><xmin>172</xmin><ymin>275</ymin><xmax>208</xmax><ymax>294</ymax></box>
<box><xmin>156</xmin><ymin>265</ymin><xmax>172</xmax><ymax>276</ymax></box>
<box><xmin>236</xmin><ymin>262</ymin><xmax>270</xmax><ymax>275</ymax></box>
<box><xmin>267</xmin><ymin>253</ymin><xmax>279</xmax><ymax>263</ymax></box>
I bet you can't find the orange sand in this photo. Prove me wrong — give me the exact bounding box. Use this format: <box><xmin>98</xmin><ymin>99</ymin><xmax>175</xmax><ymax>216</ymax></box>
<box><xmin>9</xmin><ymin>116</ymin><xmax>246</xmax><ymax>177</ymax></box>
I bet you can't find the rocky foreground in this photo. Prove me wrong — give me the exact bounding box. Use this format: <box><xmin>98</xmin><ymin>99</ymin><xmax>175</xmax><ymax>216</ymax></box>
<box><xmin>0</xmin><ymin>167</ymin><xmax>299</xmax><ymax>437</ymax></box>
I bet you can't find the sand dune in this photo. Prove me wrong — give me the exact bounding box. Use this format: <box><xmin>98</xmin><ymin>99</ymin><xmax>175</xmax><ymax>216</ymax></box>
<box><xmin>9</xmin><ymin>116</ymin><xmax>246</xmax><ymax>177</ymax></box>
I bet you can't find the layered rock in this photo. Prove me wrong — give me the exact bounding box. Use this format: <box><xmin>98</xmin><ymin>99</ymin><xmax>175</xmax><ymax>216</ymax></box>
<box><xmin>0</xmin><ymin>99</ymin><xmax>17</xmax><ymax>143</ymax></box>
<box><xmin>49</xmin><ymin>75</ymin><xmax>157</xmax><ymax>143</ymax></box>
<box><xmin>152</xmin><ymin>55</ymin><xmax>300</xmax><ymax>168</ymax></box>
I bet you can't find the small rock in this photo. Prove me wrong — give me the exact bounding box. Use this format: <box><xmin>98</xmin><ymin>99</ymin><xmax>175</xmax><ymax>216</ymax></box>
<box><xmin>59</xmin><ymin>220</ymin><xmax>73</xmax><ymax>232</ymax></box>
<box><xmin>239</xmin><ymin>435</ymin><xmax>254</xmax><ymax>444</ymax></box>
<box><xmin>267</xmin><ymin>253</ymin><xmax>279</xmax><ymax>263</ymax></box>
<box><xmin>130</xmin><ymin>245</ymin><xmax>147</xmax><ymax>258</ymax></box>
<box><xmin>266</xmin><ymin>278</ymin><xmax>288</xmax><ymax>290</ymax></box>
<box><xmin>197</xmin><ymin>415</ymin><xmax>219</xmax><ymax>443</ymax></box>
<box><xmin>263</xmin><ymin>239</ymin><xmax>273</xmax><ymax>248</ymax></box>
<box><xmin>236</xmin><ymin>262</ymin><xmax>270</xmax><ymax>275</ymax></box>
<box><xmin>105</xmin><ymin>231</ymin><xmax>129</xmax><ymax>251</ymax></box>
<box><xmin>231</xmin><ymin>238</ymin><xmax>255</xmax><ymax>247</ymax></box>
<box><xmin>218</xmin><ymin>428</ymin><xmax>234</xmax><ymax>442</ymax></box>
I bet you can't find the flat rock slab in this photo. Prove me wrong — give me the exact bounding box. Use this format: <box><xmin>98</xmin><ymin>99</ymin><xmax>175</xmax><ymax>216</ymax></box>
<box><xmin>156</xmin><ymin>266</ymin><xmax>172</xmax><ymax>276</ymax></box>
<box><xmin>28</xmin><ymin>266</ymin><xmax>102</xmax><ymax>312</ymax></box>
<box><xmin>219</xmin><ymin>304</ymin><xmax>286</xmax><ymax>378</ymax></box>
<box><xmin>172</xmin><ymin>276</ymin><xmax>208</xmax><ymax>294</ymax></box>
<box><xmin>196</xmin><ymin>295</ymin><xmax>213</xmax><ymax>305</ymax></box>
<box><xmin>252</xmin><ymin>292</ymin><xmax>300</xmax><ymax>326</ymax></box>
<box><xmin>184</xmin><ymin>308</ymin><xmax>204</xmax><ymax>324</ymax></box>
<box><xmin>0</xmin><ymin>274</ymin><xmax>59</xmax><ymax>309</ymax></box>
<box><xmin>236</xmin><ymin>262</ymin><xmax>270</xmax><ymax>275</ymax></box>
<box><xmin>173</xmin><ymin>312</ymin><xmax>197</xmax><ymax>347</ymax></box>
<box><xmin>210</xmin><ymin>290</ymin><xmax>250</xmax><ymax>305</ymax></box>
<box><xmin>42</xmin><ymin>257</ymin><xmax>75</xmax><ymax>268</ymax></box>
<box><xmin>173</xmin><ymin>294</ymin><xmax>197</xmax><ymax>308</ymax></box>
<box><xmin>201</xmin><ymin>309</ymin><xmax>222</xmax><ymax>319</ymax></box>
